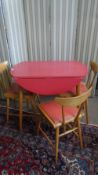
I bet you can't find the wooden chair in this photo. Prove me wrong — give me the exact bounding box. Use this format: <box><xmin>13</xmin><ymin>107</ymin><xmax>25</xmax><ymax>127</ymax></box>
<box><xmin>38</xmin><ymin>87</ymin><xmax>92</xmax><ymax>162</ymax></box>
<box><xmin>71</xmin><ymin>61</ymin><xmax>98</xmax><ymax>93</ymax></box>
<box><xmin>60</xmin><ymin>60</ymin><xmax>98</xmax><ymax>123</ymax></box>
<box><xmin>0</xmin><ymin>61</ymin><xmax>19</xmax><ymax>121</ymax></box>
<box><xmin>0</xmin><ymin>61</ymin><xmax>40</xmax><ymax>130</ymax></box>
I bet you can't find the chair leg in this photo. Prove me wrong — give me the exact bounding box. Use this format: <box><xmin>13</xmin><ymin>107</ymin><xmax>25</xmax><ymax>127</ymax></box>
<box><xmin>85</xmin><ymin>100</ymin><xmax>89</xmax><ymax>124</ymax></box>
<box><xmin>55</xmin><ymin>127</ymin><xmax>59</xmax><ymax>162</ymax></box>
<box><xmin>36</xmin><ymin>94</ymin><xmax>40</xmax><ymax>104</ymax></box>
<box><xmin>26</xmin><ymin>98</ymin><xmax>30</xmax><ymax>111</ymax></box>
<box><xmin>36</xmin><ymin>119</ymin><xmax>40</xmax><ymax>135</ymax></box>
<box><xmin>77</xmin><ymin>119</ymin><xmax>83</xmax><ymax>149</ymax></box>
<box><xmin>14</xmin><ymin>99</ymin><xmax>17</xmax><ymax>108</ymax></box>
<box><xmin>63</xmin><ymin>124</ymin><xmax>66</xmax><ymax>132</ymax></box>
<box><xmin>76</xmin><ymin>84</ymin><xmax>80</xmax><ymax>95</ymax></box>
<box><xmin>19</xmin><ymin>90</ymin><xmax>23</xmax><ymax>131</ymax></box>
<box><xmin>7</xmin><ymin>98</ymin><xmax>10</xmax><ymax>122</ymax></box>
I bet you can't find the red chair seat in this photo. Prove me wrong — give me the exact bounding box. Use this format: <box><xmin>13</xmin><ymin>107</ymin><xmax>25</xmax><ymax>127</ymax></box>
<box><xmin>39</xmin><ymin>100</ymin><xmax>79</xmax><ymax>124</ymax></box>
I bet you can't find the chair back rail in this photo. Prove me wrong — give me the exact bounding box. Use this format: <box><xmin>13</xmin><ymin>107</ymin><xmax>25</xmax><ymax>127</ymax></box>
<box><xmin>0</xmin><ymin>62</ymin><xmax>11</xmax><ymax>94</ymax></box>
<box><xmin>55</xmin><ymin>87</ymin><xmax>92</xmax><ymax>124</ymax></box>
<box><xmin>55</xmin><ymin>87</ymin><xmax>92</xmax><ymax>107</ymax></box>
<box><xmin>86</xmin><ymin>61</ymin><xmax>98</xmax><ymax>88</ymax></box>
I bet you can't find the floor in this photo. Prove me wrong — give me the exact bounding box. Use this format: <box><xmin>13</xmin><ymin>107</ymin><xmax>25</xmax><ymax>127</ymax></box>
<box><xmin>88</xmin><ymin>96</ymin><xmax>98</xmax><ymax>125</ymax></box>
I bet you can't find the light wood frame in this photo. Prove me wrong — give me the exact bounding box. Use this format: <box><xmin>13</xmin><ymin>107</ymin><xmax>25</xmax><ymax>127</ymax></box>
<box><xmin>38</xmin><ymin>87</ymin><xmax>92</xmax><ymax>162</ymax></box>
<box><xmin>0</xmin><ymin>61</ymin><xmax>40</xmax><ymax>130</ymax></box>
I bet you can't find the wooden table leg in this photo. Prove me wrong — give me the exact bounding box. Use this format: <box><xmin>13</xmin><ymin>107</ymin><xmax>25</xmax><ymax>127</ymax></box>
<box><xmin>19</xmin><ymin>89</ymin><xmax>23</xmax><ymax>131</ymax></box>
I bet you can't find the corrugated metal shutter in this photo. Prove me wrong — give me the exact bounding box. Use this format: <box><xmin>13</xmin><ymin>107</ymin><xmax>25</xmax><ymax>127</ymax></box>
<box><xmin>0</xmin><ymin>0</ymin><xmax>98</xmax><ymax>65</ymax></box>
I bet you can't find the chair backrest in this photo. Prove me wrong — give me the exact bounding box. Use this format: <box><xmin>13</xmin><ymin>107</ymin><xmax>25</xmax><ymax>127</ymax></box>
<box><xmin>0</xmin><ymin>61</ymin><xmax>11</xmax><ymax>94</ymax></box>
<box><xmin>86</xmin><ymin>61</ymin><xmax>98</xmax><ymax>88</ymax></box>
<box><xmin>55</xmin><ymin>87</ymin><xmax>92</xmax><ymax>107</ymax></box>
<box><xmin>55</xmin><ymin>87</ymin><xmax>92</xmax><ymax>123</ymax></box>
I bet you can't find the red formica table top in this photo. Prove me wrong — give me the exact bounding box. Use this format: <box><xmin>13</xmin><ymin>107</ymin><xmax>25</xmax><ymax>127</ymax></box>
<box><xmin>11</xmin><ymin>61</ymin><xmax>87</xmax><ymax>95</ymax></box>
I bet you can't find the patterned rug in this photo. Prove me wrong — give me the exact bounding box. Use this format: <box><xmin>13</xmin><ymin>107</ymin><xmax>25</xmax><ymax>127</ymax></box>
<box><xmin>0</xmin><ymin>108</ymin><xmax>98</xmax><ymax>175</ymax></box>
